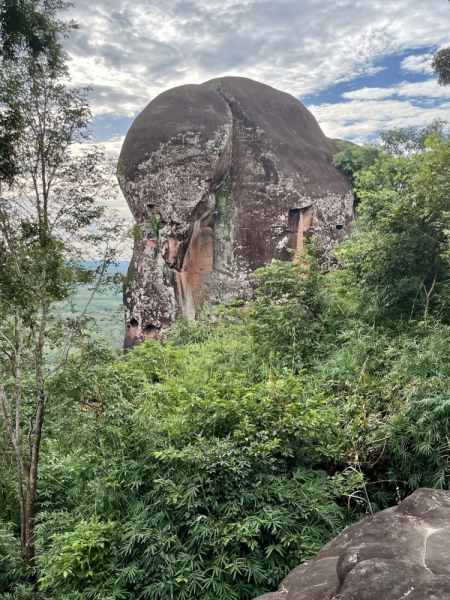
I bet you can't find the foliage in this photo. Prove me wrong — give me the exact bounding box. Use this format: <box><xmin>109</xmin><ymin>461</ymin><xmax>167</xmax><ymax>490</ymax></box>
<box><xmin>24</xmin><ymin>336</ymin><xmax>360</xmax><ymax>600</ymax></box>
<box><xmin>0</xmin><ymin>44</ymin><xmax>127</xmax><ymax>566</ymax></box>
<box><xmin>0</xmin><ymin>0</ymin><xmax>74</xmax><ymax>62</ymax></box>
<box><xmin>383</xmin><ymin>322</ymin><xmax>450</xmax><ymax>491</ymax></box>
<box><xmin>333</xmin><ymin>120</ymin><xmax>447</xmax><ymax>182</ymax></box>
<box><xmin>2</xmin><ymin>115</ymin><xmax>450</xmax><ymax>600</ymax></box>
<box><xmin>38</xmin><ymin>517</ymin><xmax>120</xmax><ymax>595</ymax></box>
<box><xmin>432</xmin><ymin>46</ymin><xmax>450</xmax><ymax>87</ymax></box>
<box><xmin>332</xmin><ymin>141</ymin><xmax>380</xmax><ymax>191</ymax></box>
<box><xmin>248</xmin><ymin>246</ymin><xmax>325</xmax><ymax>371</ymax></box>
<box><xmin>0</xmin><ymin>0</ymin><xmax>76</xmax><ymax>183</ymax></box>
<box><xmin>148</xmin><ymin>215</ymin><xmax>165</xmax><ymax>238</ymax></box>
<box><xmin>20</xmin><ymin>308</ymin><xmax>450</xmax><ymax>600</ymax></box>
<box><xmin>378</xmin><ymin>119</ymin><xmax>447</xmax><ymax>157</ymax></box>
<box><xmin>335</xmin><ymin>135</ymin><xmax>450</xmax><ymax>323</ymax></box>
<box><xmin>0</xmin><ymin>522</ymin><xmax>25</xmax><ymax>590</ymax></box>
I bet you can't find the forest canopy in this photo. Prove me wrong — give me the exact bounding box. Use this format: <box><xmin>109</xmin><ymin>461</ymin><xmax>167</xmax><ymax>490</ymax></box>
<box><xmin>2</xmin><ymin>122</ymin><xmax>450</xmax><ymax>599</ymax></box>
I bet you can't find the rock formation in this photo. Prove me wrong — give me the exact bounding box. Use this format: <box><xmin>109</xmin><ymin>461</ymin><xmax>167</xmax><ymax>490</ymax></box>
<box><xmin>253</xmin><ymin>488</ymin><xmax>450</xmax><ymax>600</ymax></box>
<box><xmin>118</xmin><ymin>77</ymin><xmax>354</xmax><ymax>348</ymax></box>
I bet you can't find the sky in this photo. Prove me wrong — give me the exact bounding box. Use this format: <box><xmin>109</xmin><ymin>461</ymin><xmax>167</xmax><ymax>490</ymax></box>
<box><xmin>61</xmin><ymin>0</ymin><xmax>450</xmax><ymax>214</ymax></box>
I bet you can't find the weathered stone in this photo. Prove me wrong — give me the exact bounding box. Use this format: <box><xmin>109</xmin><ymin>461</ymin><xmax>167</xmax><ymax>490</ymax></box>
<box><xmin>339</xmin><ymin>559</ymin><xmax>433</xmax><ymax>600</ymax></box>
<box><xmin>253</xmin><ymin>489</ymin><xmax>450</xmax><ymax>600</ymax></box>
<box><xmin>426</xmin><ymin>528</ymin><xmax>450</xmax><ymax>576</ymax></box>
<box><xmin>406</xmin><ymin>576</ymin><xmax>450</xmax><ymax>599</ymax></box>
<box><xmin>278</xmin><ymin>563</ymin><xmax>310</xmax><ymax>593</ymax></box>
<box><xmin>119</xmin><ymin>76</ymin><xmax>354</xmax><ymax>348</ymax></box>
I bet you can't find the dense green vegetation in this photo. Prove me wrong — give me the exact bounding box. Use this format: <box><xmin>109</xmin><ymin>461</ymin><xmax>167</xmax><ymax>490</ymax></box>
<box><xmin>0</xmin><ymin>0</ymin><xmax>128</xmax><ymax>568</ymax></box>
<box><xmin>1</xmin><ymin>127</ymin><xmax>450</xmax><ymax>599</ymax></box>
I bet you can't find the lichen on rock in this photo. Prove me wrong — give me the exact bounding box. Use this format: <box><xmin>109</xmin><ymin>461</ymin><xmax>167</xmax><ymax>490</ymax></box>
<box><xmin>118</xmin><ymin>76</ymin><xmax>354</xmax><ymax>348</ymax></box>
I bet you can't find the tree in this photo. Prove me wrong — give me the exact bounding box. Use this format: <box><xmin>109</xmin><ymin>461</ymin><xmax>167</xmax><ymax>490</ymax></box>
<box><xmin>0</xmin><ymin>0</ymin><xmax>75</xmax><ymax>184</ymax></box>
<box><xmin>432</xmin><ymin>46</ymin><xmax>450</xmax><ymax>87</ymax></box>
<box><xmin>332</xmin><ymin>142</ymin><xmax>380</xmax><ymax>202</ymax></box>
<box><xmin>379</xmin><ymin>119</ymin><xmax>447</xmax><ymax>157</ymax></box>
<box><xmin>431</xmin><ymin>0</ymin><xmax>450</xmax><ymax>87</ymax></box>
<box><xmin>0</xmin><ymin>56</ymin><xmax>126</xmax><ymax>566</ymax></box>
<box><xmin>336</xmin><ymin>134</ymin><xmax>450</xmax><ymax>323</ymax></box>
<box><xmin>333</xmin><ymin>121</ymin><xmax>447</xmax><ymax>187</ymax></box>
<box><xmin>247</xmin><ymin>246</ymin><xmax>325</xmax><ymax>371</ymax></box>
<box><xmin>0</xmin><ymin>0</ymin><xmax>74</xmax><ymax>61</ymax></box>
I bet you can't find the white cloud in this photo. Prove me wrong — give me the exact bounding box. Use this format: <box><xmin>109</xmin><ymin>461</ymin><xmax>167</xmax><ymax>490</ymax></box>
<box><xmin>342</xmin><ymin>79</ymin><xmax>450</xmax><ymax>101</ymax></box>
<box><xmin>395</xmin><ymin>79</ymin><xmax>450</xmax><ymax>99</ymax></box>
<box><xmin>342</xmin><ymin>87</ymin><xmax>393</xmax><ymax>100</ymax></box>
<box><xmin>58</xmin><ymin>1</ymin><xmax>450</xmax><ymax>241</ymax></box>
<box><xmin>309</xmin><ymin>98</ymin><xmax>450</xmax><ymax>143</ymax></box>
<box><xmin>401</xmin><ymin>53</ymin><xmax>433</xmax><ymax>74</ymax></box>
<box><xmin>62</xmin><ymin>0</ymin><xmax>450</xmax><ymax>119</ymax></box>
<box><xmin>101</xmin><ymin>136</ymin><xmax>126</xmax><ymax>159</ymax></box>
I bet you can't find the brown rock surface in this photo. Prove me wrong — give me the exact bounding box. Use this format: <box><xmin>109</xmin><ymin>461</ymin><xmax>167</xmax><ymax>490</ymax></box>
<box><xmin>118</xmin><ymin>76</ymin><xmax>354</xmax><ymax>348</ymax></box>
<box><xmin>253</xmin><ymin>488</ymin><xmax>450</xmax><ymax>600</ymax></box>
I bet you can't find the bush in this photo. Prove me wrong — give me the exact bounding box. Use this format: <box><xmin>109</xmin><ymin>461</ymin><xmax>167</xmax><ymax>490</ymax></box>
<box><xmin>29</xmin><ymin>337</ymin><xmax>364</xmax><ymax>600</ymax></box>
<box><xmin>0</xmin><ymin>522</ymin><xmax>25</xmax><ymax>591</ymax></box>
<box><xmin>5</xmin><ymin>128</ymin><xmax>450</xmax><ymax>599</ymax></box>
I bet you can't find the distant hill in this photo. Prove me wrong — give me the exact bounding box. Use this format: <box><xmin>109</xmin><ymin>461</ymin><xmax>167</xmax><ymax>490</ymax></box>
<box><xmin>58</xmin><ymin>261</ymin><xmax>130</xmax><ymax>349</ymax></box>
<box><xmin>81</xmin><ymin>260</ymin><xmax>130</xmax><ymax>275</ymax></box>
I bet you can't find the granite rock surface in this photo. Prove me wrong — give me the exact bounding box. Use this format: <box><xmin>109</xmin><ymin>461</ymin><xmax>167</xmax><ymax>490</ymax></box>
<box><xmin>253</xmin><ymin>488</ymin><xmax>450</xmax><ymax>600</ymax></box>
<box><xmin>118</xmin><ymin>77</ymin><xmax>354</xmax><ymax>347</ymax></box>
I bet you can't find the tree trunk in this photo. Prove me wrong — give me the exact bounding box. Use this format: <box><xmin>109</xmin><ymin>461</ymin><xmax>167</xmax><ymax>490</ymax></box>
<box><xmin>17</xmin><ymin>465</ymin><xmax>26</xmax><ymax>550</ymax></box>
<box><xmin>22</xmin><ymin>392</ymin><xmax>45</xmax><ymax>566</ymax></box>
<box><xmin>423</xmin><ymin>272</ymin><xmax>437</xmax><ymax>320</ymax></box>
<box><xmin>24</xmin><ymin>476</ymin><xmax>36</xmax><ymax>566</ymax></box>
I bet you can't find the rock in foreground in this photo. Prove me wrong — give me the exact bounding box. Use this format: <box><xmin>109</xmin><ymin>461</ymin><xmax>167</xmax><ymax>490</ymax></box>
<box><xmin>254</xmin><ymin>488</ymin><xmax>450</xmax><ymax>600</ymax></box>
<box><xmin>118</xmin><ymin>76</ymin><xmax>354</xmax><ymax>348</ymax></box>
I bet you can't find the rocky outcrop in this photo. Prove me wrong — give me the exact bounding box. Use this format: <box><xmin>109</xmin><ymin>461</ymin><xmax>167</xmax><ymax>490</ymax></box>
<box><xmin>253</xmin><ymin>488</ymin><xmax>450</xmax><ymax>600</ymax></box>
<box><xmin>118</xmin><ymin>77</ymin><xmax>354</xmax><ymax>348</ymax></box>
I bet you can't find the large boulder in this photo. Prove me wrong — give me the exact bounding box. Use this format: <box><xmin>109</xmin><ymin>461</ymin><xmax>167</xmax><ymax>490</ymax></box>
<box><xmin>253</xmin><ymin>488</ymin><xmax>450</xmax><ymax>600</ymax></box>
<box><xmin>118</xmin><ymin>76</ymin><xmax>354</xmax><ymax>348</ymax></box>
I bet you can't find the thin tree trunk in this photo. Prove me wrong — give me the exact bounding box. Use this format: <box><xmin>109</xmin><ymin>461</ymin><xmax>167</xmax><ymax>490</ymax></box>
<box><xmin>423</xmin><ymin>272</ymin><xmax>437</xmax><ymax>320</ymax></box>
<box><xmin>21</xmin><ymin>302</ymin><xmax>48</xmax><ymax>566</ymax></box>
<box><xmin>24</xmin><ymin>475</ymin><xmax>36</xmax><ymax>566</ymax></box>
<box><xmin>17</xmin><ymin>462</ymin><xmax>26</xmax><ymax>550</ymax></box>
<box><xmin>24</xmin><ymin>394</ymin><xmax>45</xmax><ymax>566</ymax></box>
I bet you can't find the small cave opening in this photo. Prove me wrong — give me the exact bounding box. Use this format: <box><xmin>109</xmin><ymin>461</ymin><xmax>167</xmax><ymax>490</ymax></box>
<box><xmin>143</xmin><ymin>324</ymin><xmax>158</xmax><ymax>339</ymax></box>
<box><xmin>335</xmin><ymin>224</ymin><xmax>343</xmax><ymax>230</ymax></box>
<box><xmin>288</xmin><ymin>206</ymin><xmax>313</xmax><ymax>251</ymax></box>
